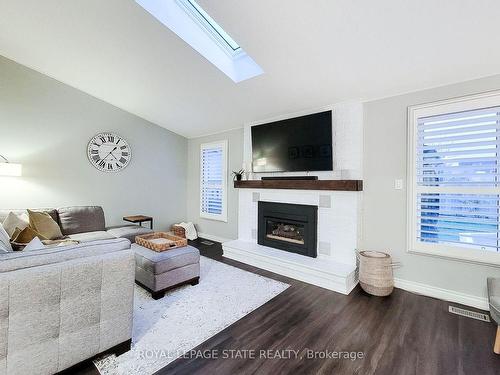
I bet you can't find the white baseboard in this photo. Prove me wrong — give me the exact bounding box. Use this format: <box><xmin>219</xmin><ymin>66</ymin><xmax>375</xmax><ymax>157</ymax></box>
<box><xmin>394</xmin><ymin>278</ymin><xmax>489</xmax><ymax>311</ymax></box>
<box><xmin>197</xmin><ymin>232</ymin><xmax>233</xmax><ymax>244</ymax></box>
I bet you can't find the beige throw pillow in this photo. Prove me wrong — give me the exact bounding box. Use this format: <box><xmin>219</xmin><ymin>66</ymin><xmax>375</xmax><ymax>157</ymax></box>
<box><xmin>11</xmin><ymin>226</ymin><xmax>47</xmax><ymax>244</ymax></box>
<box><xmin>2</xmin><ymin>212</ymin><xmax>29</xmax><ymax>238</ymax></box>
<box><xmin>27</xmin><ymin>209</ymin><xmax>63</xmax><ymax>240</ymax></box>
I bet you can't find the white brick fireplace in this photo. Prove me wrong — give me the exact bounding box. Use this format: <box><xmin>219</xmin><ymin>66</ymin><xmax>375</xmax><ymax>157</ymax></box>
<box><xmin>222</xmin><ymin>102</ymin><xmax>363</xmax><ymax>295</ymax></box>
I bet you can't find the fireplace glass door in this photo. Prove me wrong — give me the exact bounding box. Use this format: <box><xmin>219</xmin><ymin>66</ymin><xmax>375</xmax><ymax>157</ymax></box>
<box><xmin>265</xmin><ymin>219</ymin><xmax>305</xmax><ymax>245</ymax></box>
<box><xmin>258</xmin><ymin>201</ymin><xmax>317</xmax><ymax>257</ymax></box>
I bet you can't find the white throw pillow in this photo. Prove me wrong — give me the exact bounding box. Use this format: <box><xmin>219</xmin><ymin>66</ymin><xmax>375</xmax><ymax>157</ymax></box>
<box><xmin>23</xmin><ymin>237</ymin><xmax>46</xmax><ymax>252</ymax></box>
<box><xmin>0</xmin><ymin>223</ymin><xmax>12</xmax><ymax>252</ymax></box>
<box><xmin>2</xmin><ymin>212</ymin><xmax>29</xmax><ymax>238</ymax></box>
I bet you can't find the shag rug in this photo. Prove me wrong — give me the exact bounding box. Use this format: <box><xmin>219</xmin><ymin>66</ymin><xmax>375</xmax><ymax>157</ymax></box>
<box><xmin>94</xmin><ymin>256</ymin><xmax>289</xmax><ymax>374</ymax></box>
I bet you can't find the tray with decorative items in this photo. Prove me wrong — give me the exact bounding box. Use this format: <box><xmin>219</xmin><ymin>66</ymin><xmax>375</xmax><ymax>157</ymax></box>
<box><xmin>170</xmin><ymin>224</ymin><xmax>186</xmax><ymax>238</ymax></box>
<box><xmin>135</xmin><ymin>231</ymin><xmax>188</xmax><ymax>252</ymax></box>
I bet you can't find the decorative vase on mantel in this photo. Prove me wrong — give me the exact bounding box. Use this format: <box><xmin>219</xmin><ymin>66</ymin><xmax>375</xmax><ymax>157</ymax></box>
<box><xmin>245</xmin><ymin>161</ymin><xmax>254</xmax><ymax>180</ymax></box>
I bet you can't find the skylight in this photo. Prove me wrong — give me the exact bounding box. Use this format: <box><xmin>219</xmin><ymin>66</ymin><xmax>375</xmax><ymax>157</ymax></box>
<box><xmin>136</xmin><ymin>0</ymin><xmax>263</xmax><ymax>83</ymax></box>
<box><xmin>182</xmin><ymin>0</ymin><xmax>241</xmax><ymax>53</ymax></box>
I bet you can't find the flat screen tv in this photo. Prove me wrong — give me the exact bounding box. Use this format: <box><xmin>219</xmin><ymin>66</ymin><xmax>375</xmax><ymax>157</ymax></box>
<box><xmin>251</xmin><ymin>110</ymin><xmax>333</xmax><ymax>172</ymax></box>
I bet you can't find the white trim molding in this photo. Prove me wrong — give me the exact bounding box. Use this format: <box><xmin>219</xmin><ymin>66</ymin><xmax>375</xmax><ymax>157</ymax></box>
<box><xmin>199</xmin><ymin>139</ymin><xmax>228</xmax><ymax>222</ymax></box>
<box><xmin>407</xmin><ymin>90</ymin><xmax>500</xmax><ymax>266</ymax></box>
<box><xmin>394</xmin><ymin>278</ymin><xmax>489</xmax><ymax>311</ymax></box>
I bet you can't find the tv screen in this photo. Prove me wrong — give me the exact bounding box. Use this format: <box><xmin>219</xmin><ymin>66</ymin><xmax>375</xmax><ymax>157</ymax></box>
<box><xmin>251</xmin><ymin>110</ymin><xmax>333</xmax><ymax>172</ymax></box>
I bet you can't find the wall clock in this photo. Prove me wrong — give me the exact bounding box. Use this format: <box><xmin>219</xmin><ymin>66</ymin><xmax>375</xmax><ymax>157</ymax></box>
<box><xmin>87</xmin><ymin>132</ymin><xmax>131</xmax><ymax>172</ymax></box>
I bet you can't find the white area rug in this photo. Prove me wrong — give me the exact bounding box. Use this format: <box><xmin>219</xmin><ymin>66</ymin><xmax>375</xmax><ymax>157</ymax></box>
<box><xmin>94</xmin><ymin>256</ymin><xmax>289</xmax><ymax>374</ymax></box>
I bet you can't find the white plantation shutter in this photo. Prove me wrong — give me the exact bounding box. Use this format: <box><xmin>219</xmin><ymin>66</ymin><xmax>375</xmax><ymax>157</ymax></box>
<box><xmin>408</xmin><ymin>93</ymin><xmax>500</xmax><ymax>265</ymax></box>
<box><xmin>417</xmin><ymin>108</ymin><xmax>500</xmax><ymax>187</ymax></box>
<box><xmin>200</xmin><ymin>140</ymin><xmax>227</xmax><ymax>221</ymax></box>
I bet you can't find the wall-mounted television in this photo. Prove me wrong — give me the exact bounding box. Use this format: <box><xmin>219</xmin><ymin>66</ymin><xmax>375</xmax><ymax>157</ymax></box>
<box><xmin>251</xmin><ymin>110</ymin><xmax>333</xmax><ymax>172</ymax></box>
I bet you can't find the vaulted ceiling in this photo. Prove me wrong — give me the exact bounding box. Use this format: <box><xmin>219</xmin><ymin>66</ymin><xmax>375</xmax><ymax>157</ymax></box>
<box><xmin>1</xmin><ymin>0</ymin><xmax>500</xmax><ymax>138</ymax></box>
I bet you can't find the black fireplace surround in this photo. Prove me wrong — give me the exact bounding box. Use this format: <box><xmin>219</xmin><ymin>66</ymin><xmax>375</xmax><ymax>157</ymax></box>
<box><xmin>258</xmin><ymin>201</ymin><xmax>318</xmax><ymax>258</ymax></box>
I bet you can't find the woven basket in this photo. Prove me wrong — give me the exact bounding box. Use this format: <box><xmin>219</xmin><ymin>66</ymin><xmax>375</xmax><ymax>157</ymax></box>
<box><xmin>171</xmin><ymin>225</ymin><xmax>186</xmax><ymax>238</ymax></box>
<box><xmin>358</xmin><ymin>250</ymin><xmax>394</xmax><ymax>296</ymax></box>
<box><xmin>135</xmin><ymin>232</ymin><xmax>187</xmax><ymax>252</ymax></box>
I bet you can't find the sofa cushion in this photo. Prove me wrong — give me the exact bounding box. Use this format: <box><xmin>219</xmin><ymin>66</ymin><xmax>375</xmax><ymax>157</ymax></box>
<box><xmin>28</xmin><ymin>209</ymin><xmax>63</xmax><ymax>240</ymax></box>
<box><xmin>132</xmin><ymin>244</ymin><xmax>200</xmax><ymax>275</ymax></box>
<box><xmin>68</xmin><ymin>231</ymin><xmax>115</xmax><ymax>242</ymax></box>
<box><xmin>106</xmin><ymin>225</ymin><xmax>154</xmax><ymax>243</ymax></box>
<box><xmin>0</xmin><ymin>238</ymin><xmax>131</xmax><ymax>273</ymax></box>
<box><xmin>57</xmin><ymin>206</ymin><xmax>105</xmax><ymax>235</ymax></box>
<box><xmin>2</xmin><ymin>211</ymin><xmax>29</xmax><ymax>238</ymax></box>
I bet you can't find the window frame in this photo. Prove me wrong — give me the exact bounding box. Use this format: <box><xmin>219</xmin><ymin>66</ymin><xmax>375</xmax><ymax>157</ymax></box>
<box><xmin>177</xmin><ymin>0</ymin><xmax>243</xmax><ymax>58</ymax></box>
<box><xmin>199</xmin><ymin>140</ymin><xmax>228</xmax><ymax>222</ymax></box>
<box><xmin>407</xmin><ymin>90</ymin><xmax>500</xmax><ymax>266</ymax></box>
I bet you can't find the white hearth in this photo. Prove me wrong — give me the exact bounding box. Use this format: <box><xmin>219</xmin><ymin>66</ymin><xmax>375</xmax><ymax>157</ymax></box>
<box><xmin>223</xmin><ymin>240</ymin><xmax>358</xmax><ymax>294</ymax></box>
<box><xmin>223</xmin><ymin>188</ymin><xmax>361</xmax><ymax>294</ymax></box>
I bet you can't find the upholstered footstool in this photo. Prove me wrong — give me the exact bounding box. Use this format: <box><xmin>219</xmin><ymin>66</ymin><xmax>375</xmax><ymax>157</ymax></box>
<box><xmin>132</xmin><ymin>244</ymin><xmax>200</xmax><ymax>299</ymax></box>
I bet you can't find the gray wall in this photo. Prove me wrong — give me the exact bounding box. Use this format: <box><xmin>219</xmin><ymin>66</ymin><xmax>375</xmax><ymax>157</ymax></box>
<box><xmin>363</xmin><ymin>75</ymin><xmax>500</xmax><ymax>300</ymax></box>
<box><xmin>187</xmin><ymin>128</ymin><xmax>243</xmax><ymax>240</ymax></box>
<box><xmin>0</xmin><ymin>56</ymin><xmax>187</xmax><ymax>229</ymax></box>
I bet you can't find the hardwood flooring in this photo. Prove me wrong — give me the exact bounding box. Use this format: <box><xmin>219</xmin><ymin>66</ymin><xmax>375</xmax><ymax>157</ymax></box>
<box><xmin>159</xmin><ymin>238</ymin><xmax>499</xmax><ymax>375</ymax></box>
<box><xmin>81</xmin><ymin>238</ymin><xmax>500</xmax><ymax>375</ymax></box>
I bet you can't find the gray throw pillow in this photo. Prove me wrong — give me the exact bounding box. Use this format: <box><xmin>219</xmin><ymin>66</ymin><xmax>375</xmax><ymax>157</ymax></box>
<box><xmin>0</xmin><ymin>223</ymin><xmax>13</xmax><ymax>252</ymax></box>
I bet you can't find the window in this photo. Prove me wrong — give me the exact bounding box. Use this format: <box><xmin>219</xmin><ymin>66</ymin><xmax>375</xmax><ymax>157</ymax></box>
<box><xmin>200</xmin><ymin>140</ymin><xmax>228</xmax><ymax>222</ymax></box>
<box><xmin>181</xmin><ymin>0</ymin><xmax>241</xmax><ymax>54</ymax></box>
<box><xmin>136</xmin><ymin>0</ymin><xmax>263</xmax><ymax>82</ymax></box>
<box><xmin>408</xmin><ymin>91</ymin><xmax>500</xmax><ymax>265</ymax></box>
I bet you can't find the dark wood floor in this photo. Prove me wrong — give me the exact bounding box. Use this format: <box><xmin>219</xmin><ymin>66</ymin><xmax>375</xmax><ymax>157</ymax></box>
<box><xmin>82</xmin><ymin>238</ymin><xmax>500</xmax><ymax>375</ymax></box>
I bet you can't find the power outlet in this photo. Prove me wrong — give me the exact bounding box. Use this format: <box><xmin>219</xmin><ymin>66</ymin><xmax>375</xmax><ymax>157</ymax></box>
<box><xmin>394</xmin><ymin>179</ymin><xmax>403</xmax><ymax>190</ymax></box>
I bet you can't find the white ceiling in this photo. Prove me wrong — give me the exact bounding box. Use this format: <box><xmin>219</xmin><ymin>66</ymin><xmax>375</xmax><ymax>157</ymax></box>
<box><xmin>1</xmin><ymin>0</ymin><xmax>500</xmax><ymax>138</ymax></box>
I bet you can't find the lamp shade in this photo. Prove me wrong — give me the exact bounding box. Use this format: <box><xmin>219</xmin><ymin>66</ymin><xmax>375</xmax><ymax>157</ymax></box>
<box><xmin>0</xmin><ymin>162</ymin><xmax>22</xmax><ymax>177</ymax></box>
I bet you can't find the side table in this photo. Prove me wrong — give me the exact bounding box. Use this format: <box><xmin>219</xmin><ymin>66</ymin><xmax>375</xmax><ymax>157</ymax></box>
<box><xmin>123</xmin><ymin>215</ymin><xmax>153</xmax><ymax>230</ymax></box>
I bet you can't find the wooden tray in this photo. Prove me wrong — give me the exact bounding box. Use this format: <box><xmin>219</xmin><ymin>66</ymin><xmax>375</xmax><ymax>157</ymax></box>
<box><xmin>135</xmin><ymin>231</ymin><xmax>187</xmax><ymax>252</ymax></box>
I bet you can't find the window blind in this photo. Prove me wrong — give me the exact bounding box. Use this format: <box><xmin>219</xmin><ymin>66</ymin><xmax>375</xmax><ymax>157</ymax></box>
<box><xmin>416</xmin><ymin>106</ymin><xmax>500</xmax><ymax>252</ymax></box>
<box><xmin>200</xmin><ymin>141</ymin><xmax>227</xmax><ymax>221</ymax></box>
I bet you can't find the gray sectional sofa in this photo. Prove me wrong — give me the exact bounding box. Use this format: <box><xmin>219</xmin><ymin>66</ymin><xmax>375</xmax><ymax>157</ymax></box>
<box><xmin>0</xmin><ymin>206</ymin><xmax>154</xmax><ymax>243</ymax></box>
<box><xmin>0</xmin><ymin>206</ymin><xmax>153</xmax><ymax>374</ymax></box>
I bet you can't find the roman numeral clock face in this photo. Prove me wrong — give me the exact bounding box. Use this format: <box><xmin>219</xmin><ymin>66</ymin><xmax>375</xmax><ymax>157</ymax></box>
<box><xmin>87</xmin><ymin>132</ymin><xmax>131</xmax><ymax>172</ymax></box>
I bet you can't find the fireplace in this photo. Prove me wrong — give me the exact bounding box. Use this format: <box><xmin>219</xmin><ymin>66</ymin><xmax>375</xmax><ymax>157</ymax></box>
<box><xmin>258</xmin><ymin>201</ymin><xmax>317</xmax><ymax>258</ymax></box>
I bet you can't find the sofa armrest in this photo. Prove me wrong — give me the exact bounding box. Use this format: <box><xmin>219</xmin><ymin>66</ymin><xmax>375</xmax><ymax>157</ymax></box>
<box><xmin>0</xmin><ymin>238</ymin><xmax>131</xmax><ymax>273</ymax></box>
<box><xmin>488</xmin><ymin>277</ymin><xmax>500</xmax><ymax>324</ymax></box>
<box><xmin>0</xmin><ymin>249</ymin><xmax>135</xmax><ymax>374</ymax></box>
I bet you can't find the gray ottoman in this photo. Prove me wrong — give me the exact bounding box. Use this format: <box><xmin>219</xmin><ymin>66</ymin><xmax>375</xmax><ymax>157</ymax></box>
<box><xmin>132</xmin><ymin>244</ymin><xmax>200</xmax><ymax>299</ymax></box>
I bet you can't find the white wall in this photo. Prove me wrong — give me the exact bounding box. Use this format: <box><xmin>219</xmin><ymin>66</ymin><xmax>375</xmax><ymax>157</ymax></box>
<box><xmin>186</xmin><ymin>128</ymin><xmax>243</xmax><ymax>241</ymax></box>
<box><xmin>363</xmin><ymin>75</ymin><xmax>500</xmax><ymax>308</ymax></box>
<box><xmin>0</xmin><ymin>56</ymin><xmax>188</xmax><ymax>230</ymax></box>
<box><xmin>186</xmin><ymin>103</ymin><xmax>363</xmax><ymax>241</ymax></box>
